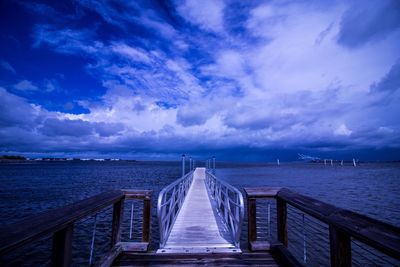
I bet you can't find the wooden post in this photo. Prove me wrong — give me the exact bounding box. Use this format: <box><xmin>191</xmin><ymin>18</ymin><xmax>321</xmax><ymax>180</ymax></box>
<box><xmin>277</xmin><ymin>198</ymin><xmax>288</xmax><ymax>247</ymax></box>
<box><xmin>142</xmin><ymin>197</ymin><xmax>151</xmax><ymax>243</ymax></box>
<box><xmin>248</xmin><ymin>197</ymin><xmax>257</xmax><ymax>250</ymax></box>
<box><xmin>111</xmin><ymin>199</ymin><xmax>124</xmax><ymax>247</ymax></box>
<box><xmin>51</xmin><ymin>224</ymin><xmax>73</xmax><ymax>267</ymax></box>
<box><xmin>329</xmin><ymin>226</ymin><xmax>351</xmax><ymax>267</ymax></box>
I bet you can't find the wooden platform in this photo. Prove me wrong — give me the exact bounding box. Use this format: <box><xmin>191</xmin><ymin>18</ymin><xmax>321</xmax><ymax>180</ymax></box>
<box><xmin>115</xmin><ymin>252</ymin><xmax>281</xmax><ymax>266</ymax></box>
<box><xmin>158</xmin><ymin>168</ymin><xmax>236</xmax><ymax>253</ymax></box>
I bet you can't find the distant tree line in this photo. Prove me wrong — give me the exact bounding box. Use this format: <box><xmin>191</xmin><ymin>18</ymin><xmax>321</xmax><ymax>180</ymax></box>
<box><xmin>0</xmin><ymin>155</ymin><xmax>26</xmax><ymax>160</ymax></box>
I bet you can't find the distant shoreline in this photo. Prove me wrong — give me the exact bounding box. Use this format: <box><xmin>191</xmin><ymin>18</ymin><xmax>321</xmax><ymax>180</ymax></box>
<box><xmin>1</xmin><ymin>158</ymin><xmax>399</xmax><ymax>164</ymax></box>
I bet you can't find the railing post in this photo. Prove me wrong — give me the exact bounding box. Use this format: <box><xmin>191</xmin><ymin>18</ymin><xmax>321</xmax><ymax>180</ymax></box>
<box><xmin>142</xmin><ymin>197</ymin><xmax>151</xmax><ymax>243</ymax></box>
<box><xmin>182</xmin><ymin>154</ymin><xmax>186</xmax><ymax>177</ymax></box>
<box><xmin>248</xmin><ymin>197</ymin><xmax>257</xmax><ymax>250</ymax></box>
<box><xmin>213</xmin><ymin>156</ymin><xmax>216</xmax><ymax>174</ymax></box>
<box><xmin>111</xmin><ymin>199</ymin><xmax>124</xmax><ymax>247</ymax></box>
<box><xmin>329</xmin><ymin>226</ymin><xmax>351</xmax><ymax>267</ymax></box>
<box><xmin>51</xmin><ymin>224</ymin><xmax>73</xmax><ymax>267</ymax></box>
<box><xmin>277</xmin><ymin>198</ymin><xmax>288</xmax><ymax>247</ymax></box>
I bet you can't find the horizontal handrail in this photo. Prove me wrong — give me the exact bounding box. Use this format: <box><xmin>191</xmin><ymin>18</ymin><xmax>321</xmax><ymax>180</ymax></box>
<box><xmin>205</xmin><ymin>171</ymin><xmax>244</xmax><ymax>248</ymax></box>
<box><xmin>244</xmin><ymin>187</ymin><xmax>400</xmax><ymax>266</ymax></box>
<box><xmin>157</xmin><ymin>170</ymin><xmax>194</xmax><ymax>248</ymax></box>
<box><xmin>0</xmin><ymin>189</ymin><xmax>152</xmax><ymax>266</ymax></box>
<box><xmin>0</xmin><ymin>190</ymin><xmax>123</xmax><ymax>256</ymax></box>
<box><xmin>121</xmin><ymin>189</ymin><xmax>152</xmax><ymax>199</ymax></box>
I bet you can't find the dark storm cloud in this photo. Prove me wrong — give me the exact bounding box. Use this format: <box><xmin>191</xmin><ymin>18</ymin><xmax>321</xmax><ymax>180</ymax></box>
<box><xmin>337</xmin><ymin>0</ymin><xmax>400</xmax><ymax>48</ymax></box>
<box><xmin>94</xmin><ymin>122</ymin><xmax>125</xmax><ymax>137</ymax></box>
<box><xmin>371</xmin><ymin>59</ymin><xmax>400</xmax><ymax>93</ymax></box>
<box><xmin>39</xmin><ymin>118</ymin><xmax>125</xmax><ymax>137</ymax></box>
<box><xmin>39</xmin><ymin>118</ymin><xmax>94</xmax><ymax>137</ymax></box>
<box><xmin>176</xmin><ymin>107</ymin><xmax>212</xmax><ymax>127</ymax></box>
<box><xmin>0</xmin><ymin>88</ymin><xmax>42</xmax><ymax>128</ymax></box>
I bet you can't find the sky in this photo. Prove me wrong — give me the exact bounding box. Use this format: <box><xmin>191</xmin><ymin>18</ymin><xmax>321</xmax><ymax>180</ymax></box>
<box><xmin>0</xmin><ymin>0</ymin><xmax>399</xmax><ymax>161</ymax></box>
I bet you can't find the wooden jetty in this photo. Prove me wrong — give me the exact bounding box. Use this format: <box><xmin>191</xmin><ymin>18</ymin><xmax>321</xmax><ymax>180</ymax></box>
<box><xmin>0</xmin><ymin>167</ymin><xmax>399</xmax><ymax>266</ymax></box>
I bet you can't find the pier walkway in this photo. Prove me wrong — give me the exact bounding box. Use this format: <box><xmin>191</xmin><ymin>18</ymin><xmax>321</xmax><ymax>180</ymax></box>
<box><xmin>159</xmin><ymin>168</ymin><xmax>236</xmax><ymax>253</ymax></box>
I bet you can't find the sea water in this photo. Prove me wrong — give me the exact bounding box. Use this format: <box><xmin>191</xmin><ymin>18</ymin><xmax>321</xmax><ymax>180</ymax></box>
<box><xmin>0</xmin><ymin>161</ymin><xmax>399</xmax><ymax>265</ymax></box>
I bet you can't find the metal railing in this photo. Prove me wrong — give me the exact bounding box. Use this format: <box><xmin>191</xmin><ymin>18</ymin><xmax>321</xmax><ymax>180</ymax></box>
<box><xmin>205</xmin><ymin>171</ymin><xmax>244</xmax><ymax>248</ymax></box>
<box><xmin>157</xmin><ymin>171</ymin><xmax>194</xmax><ymax>248</ymax></box>
<box><xmin>244</xmin><ymin>187</ymin><xmax>400</xmax><ymax>267</ymax></box>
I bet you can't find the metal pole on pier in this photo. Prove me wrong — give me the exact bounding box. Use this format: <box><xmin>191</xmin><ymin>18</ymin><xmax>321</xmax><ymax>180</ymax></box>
<box><xmin>302</xmin><ymin>213</ymin><xmax>307</xmax><ymax>263</ymax></box>
<box><xmin>330</xmin><ymin>159</ymin><xmax>333</xmax><ymax>166</ymax></box>
<box><xmin>182</xmin><ymin>154</ymin><xmax>186</xmax><ymax>177</ymax></box>
<box><xmin>212</xmin><ymin>156</ymin><xmax>216</xmax><ymax>174</ymax></box>
<box><xmin>189</xmin><ymin>157</ymin><xmax>192</xmax><ymax>171</ymax></box>
<box><xmin>341</xmin><ymin>160</ymin><xmax>343</xmax><ymax>166</ymax></box>
<box><xmin>353</xmin><ymin>158</ymin><xmax>357</xmax><ymax>167</ymax></box>
<box><xmin>277</xmin><ymin>159</ymin><xmax>280</xmax><ymax>166</ymax></box>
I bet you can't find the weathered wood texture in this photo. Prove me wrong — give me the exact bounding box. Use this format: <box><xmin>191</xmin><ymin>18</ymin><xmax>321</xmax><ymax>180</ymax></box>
<box><xmin>121</xmin><ymin>189</ymin><xmax>152</xmax><ymax>199</ymax></box>
<box><xmin>51</xmin><ymin>224</ymin><xmax>73</xmax><ymax>267</ymax></box>
<box><xmin>111</xmin><ymin>199</ymin><xmax>125</xmax><ymax>247</ymax></box>
<box><xmin>96</xmin><ymin>244</ymin><xmax>122</xmax><ymax>267</ymax></box>
<box><xmin>0</xmin><ymin>189</ymin><xmax>152</xmax><ymax>267</ymax></box>
<box><xmin>276</xmin><ymin>199</ymin><xmax>288</xmax><ymax>247</ymax></box>
<box><xmin>95</xmin><ymin>242</ymin><xmax>149</xmax><ymax>267</ymax></box>
<box><xmin>329</xmin><ymin>226</ymin><xmax>351</xmax><ymax>267</ymax></box>
<box><xmin>244</xmin><ymin>187</ymin><xmax>400</xmax><ymax>264</ymax></box>
<box><xmin>142</xmin><ymin>198</ymin><xmax>151</xmax><ymax>243</ymax></box>
<box><xmin>277</xmin><ymin>188</ymin><xmax>400</xmax><ymax>260</ymax></box>
<box><xmin>244</xmin><ymin>187</ymin><xmax>282</xmax><ymax>198</ymax></box>
<box><xmin>0</xmin><ymin>190</ymin><xmax>124</xmax><ymax>256</ymax></box>
<box><xmin>271</xmin><ymin>244</ymin><xmax>302</xmax><ymax>267</ymax></box>
<box><xmin>115</xmin><ymin>252</ymin><xmax>282</xmax><ymax>266</ymax></box>
<box><xmin>247</xmin><ymin>198</ymin><xmax>257</xmax><ymax>248</ymax></box>
<box><xmin>249</xmin><ymin>241</ymin><xmax>272</xmax><ymax>251</ymax></box>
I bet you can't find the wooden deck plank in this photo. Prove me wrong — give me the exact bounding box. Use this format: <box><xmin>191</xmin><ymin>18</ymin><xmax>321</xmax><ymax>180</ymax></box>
<box><xmin>115</xmin><ymin>252</ymin><xmax>281</xmax><ymax>266</ymax></box>
<box><xmin>160</xmin><ymin>168</ymin><xmax>234</xmax><ymax>252</ymax></box>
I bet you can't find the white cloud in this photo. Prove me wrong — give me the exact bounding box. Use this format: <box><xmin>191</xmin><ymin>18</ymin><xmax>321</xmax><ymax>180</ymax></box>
<box><xmin>0</xmin><ymin>60</ymin><xmax>16</xmax><ymax>74</ymax></box>
<box><xmin>334</xmin><ymin>124</ymin><xmax>352</xmax><ymax>136</ymax></box>
<box><xmin>33</xmin><ymin>25</ymin><xmax>101</xmax><ymax>54</ymax></box>
<box><xmin>111</xmin><ymin>43</ymin><xmax>151</xmax><ymax>64</ymax></box>
<box><xmin>13</xmin><ymin>80</ymin><xmax>38</xmax><ymax>91</ymax></box>
<box><xmin>43</xmin><ymin>79</ymin><xmax>61</xmax><ymax>92</ymax></box>
<box><xmin>176</xmin><ymin>0</ymin><xmax>225</xmax><ymax>32</ymax></box>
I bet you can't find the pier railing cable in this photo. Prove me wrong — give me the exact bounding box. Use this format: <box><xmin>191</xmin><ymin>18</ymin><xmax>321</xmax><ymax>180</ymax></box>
<box><xmin>244</xmin><ymin>187</ymin><xmax>400</xmax><ymax>267</ymax></box>
<box><xmin>0</xmin><ymin>189</ymin><xmax>152</xmax><ymax>267</ymax></box>
<box><xmin>205</xmin><ymin>171</ymin><xmax>244</xmax><ymax>248</ymax></box>
<box><xmin>157</xmin><ymin>170</ymin><xmax>195</xmax><ymax>248</ymax></box>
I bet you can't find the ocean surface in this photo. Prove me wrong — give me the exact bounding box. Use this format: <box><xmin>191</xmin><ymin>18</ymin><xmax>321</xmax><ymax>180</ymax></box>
<box><xmin>0</xmin><ymin>161</ymin><xmax>399</xmax><ymax>265</ymax></box>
